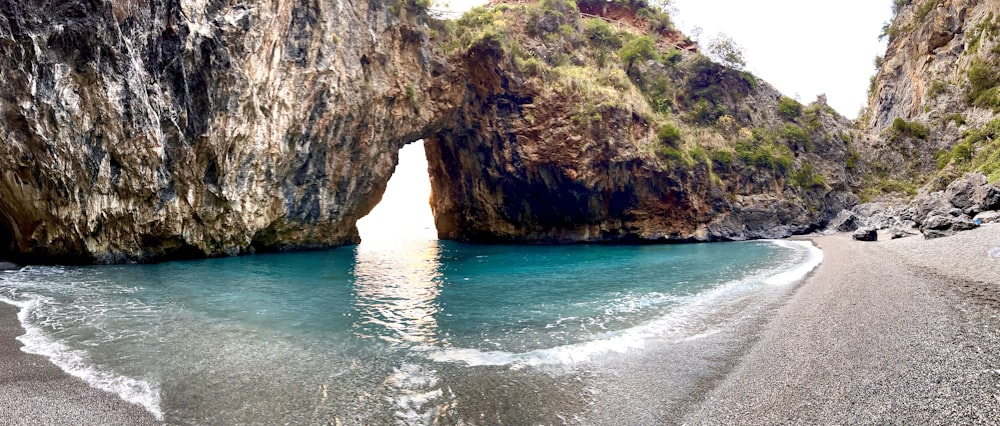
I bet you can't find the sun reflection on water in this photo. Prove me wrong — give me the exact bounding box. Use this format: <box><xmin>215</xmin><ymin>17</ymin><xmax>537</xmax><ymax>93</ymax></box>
<box><xmin>352</xmin><ymin>142</ymin><xmax>444</xmax><ymax>346</ymax></box>
<box><xmin>352</xmin><ymin>240</ymin><xmax>443</xmax><ymax>345</ymax></box>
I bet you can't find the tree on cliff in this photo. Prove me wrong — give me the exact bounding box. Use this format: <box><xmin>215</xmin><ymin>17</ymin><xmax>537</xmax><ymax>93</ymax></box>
<box><xmin>620</xmin><ymin>35</ymin><xmax>658</xmax><ymax>76</ymax></box>
<box><xmin>707</xmin><ymin>33</ymin><xmax>746</xmax><ymax>71</ymax></box>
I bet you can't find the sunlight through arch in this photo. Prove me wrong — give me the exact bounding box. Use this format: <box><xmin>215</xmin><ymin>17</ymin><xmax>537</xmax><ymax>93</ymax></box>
<box><xmin>356</xmin><ymin>141</ymin><xmax>438</xmax><ymax>243</ymax></box>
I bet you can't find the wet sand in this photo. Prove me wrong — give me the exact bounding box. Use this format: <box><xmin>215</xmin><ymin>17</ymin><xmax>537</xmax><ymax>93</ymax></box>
<box><xmin>684</xmin><ymin>226</ymin><xmax>1000</xmax><ymax>424</ymax></box>
<box><xmin>0</xmin><ymin>302</ymin><xmax>159</xmax><ymax>425</ymax></box>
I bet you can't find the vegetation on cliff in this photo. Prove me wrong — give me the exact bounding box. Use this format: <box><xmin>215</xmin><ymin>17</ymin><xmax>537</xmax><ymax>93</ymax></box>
<box><xmin>422</xmin><ymin>0</ymin><xmax>859</xmax><ymax>243</ymax></box>
<box><xmin>438</xmin><ymin>0</ymin><xmax>850</xmax><ymax>188</ymax></box>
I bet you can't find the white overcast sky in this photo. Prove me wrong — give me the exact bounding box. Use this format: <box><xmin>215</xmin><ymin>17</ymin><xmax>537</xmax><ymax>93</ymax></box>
<box><xmin>440</xmin><ymin>0</ymin><xmax>894</xmax><ymax>118</ymax></box>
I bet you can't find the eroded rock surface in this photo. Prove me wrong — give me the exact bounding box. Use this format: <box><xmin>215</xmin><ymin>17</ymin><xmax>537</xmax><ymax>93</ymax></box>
<box><xmin>0</xmin><ymin>0</ymin><xmax>463</xmax><ymax>262</ymax></box>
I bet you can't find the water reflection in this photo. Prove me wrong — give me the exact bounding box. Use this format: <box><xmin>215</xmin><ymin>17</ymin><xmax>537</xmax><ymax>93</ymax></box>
<box><xmin>352</xmin><ymin>239</ymin><xmax>443</xmax><ymax>346</ymax></box>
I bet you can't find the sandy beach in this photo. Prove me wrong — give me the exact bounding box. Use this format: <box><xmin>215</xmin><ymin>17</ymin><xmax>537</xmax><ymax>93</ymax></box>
<box><xmin>2</xmin><ymin>226</ymin><xmax>998</xmax><ymax>424</ymax></box>
<box><xmin>685</xmin><ymin>226</ymin><xmax>1000</xmax><ymax>424</ymax></box>
<box><xmin>0</xmin><ymin>302</ymin><xmax>158</xmax><ymax>425</ymax></box>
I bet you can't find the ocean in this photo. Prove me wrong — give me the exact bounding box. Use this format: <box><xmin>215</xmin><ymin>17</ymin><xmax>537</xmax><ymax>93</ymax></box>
<box><xmin>0</xmin><ymin>237</ymin><xmax>821</xmax><ymax>424</ymax></box>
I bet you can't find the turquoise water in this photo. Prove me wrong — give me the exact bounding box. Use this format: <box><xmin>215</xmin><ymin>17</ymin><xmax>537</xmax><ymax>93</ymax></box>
<box><xmin>0</xmin><ymin>238</ymin><xmax>821</xmax><ymax>424</ymax></box>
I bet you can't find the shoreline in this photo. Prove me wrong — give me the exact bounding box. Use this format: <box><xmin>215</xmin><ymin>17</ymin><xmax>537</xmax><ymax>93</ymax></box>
<box><xmin>0</xmin><ymin>301</ymin><xmax>159</xmax><ymax>425</ymax></box>
<box><xmin>683</xmin><ymin>226</ymin><xmax>1000</xmax><ymax>423</ymax></box>
<box><xmin>2</xmin><ymin>228</ymin><xmax>998</xmax><ymax>423</ymax></box>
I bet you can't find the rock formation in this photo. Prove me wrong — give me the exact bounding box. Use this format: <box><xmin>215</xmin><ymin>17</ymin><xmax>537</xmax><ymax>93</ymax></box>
<box><xmin>0</xmin><ymin>0</ymin><xmax>464</xmax><ymax>263</ymax></box>
<box><xmin>6</xmin><ymin>0</ymin><xmax>995</xmax><ymax>263</ymax></box>
<box><xmin>862</xmin><ymin>0</ymin><xmax>1000</xmax><ymax>191</ymax></box>
<box><xmin>425</xmin><ymin>0</ymin><xmax>860</xmax><ymax>243</ymax></box>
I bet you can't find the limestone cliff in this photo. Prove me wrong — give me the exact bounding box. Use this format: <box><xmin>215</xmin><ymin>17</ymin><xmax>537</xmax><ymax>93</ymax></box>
<box><xmin>864</xmin><ymin>0</ymin><xmax>1000</xmax><ymax>192</ymax></box>
<box><xmin>425</xmin><ymin>0</ymin><xmax>859</xmax><ymax>243</ymax></box>
<box><xmin>0</xmin><ymin>0</ymin><xmax>463</xmax><ymax>262</ymax></box>
<box><xmin>0</xmin><ymin>0</ymin><xmax>867</xmax><ymax>263</ymax></box>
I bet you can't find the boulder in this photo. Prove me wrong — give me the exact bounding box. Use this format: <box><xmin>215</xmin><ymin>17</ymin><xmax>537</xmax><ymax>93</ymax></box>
<box><xmin>920</xmin><ymin>213</ymin><xmax>977</xmax><ymax>239</ymax></box>
<box><xmin>0</xmin><ymin>260</ymin><xmax>18</xmax><ymax>271</ymax></box>
<box><xmin>828</xmin><ymin>210</ymin><xmax>861</xmax><ymax>232</ymax></box>
<box><xmin>852</xmin><ymin>228</ymin><xmax>878</xmax><ymax>242</ymax></box>
<box><xmin>944</xmin><ymin>173</ymin><xmax>1000</xmax><ymax>215</ymax></box>
<box><xmin>945</xmin><ymin>173</ymin><xmax>986</xmax><ymax>211</ymax></box>
<box><xmin>890</xmin><ymin>228</ymin><xmax>916</xmax><ymax>239</ymax></box>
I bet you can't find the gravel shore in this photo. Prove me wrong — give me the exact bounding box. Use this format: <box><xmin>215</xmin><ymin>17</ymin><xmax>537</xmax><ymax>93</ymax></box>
<box><xmin>0</xmin><ymin>302</ymin><xmax>159</xmax><ymax>425</ymax></box>
<box><xmin>684</xmin><ymin>226</ymin><xmax>1000</xmax><ymax>424</ymax></box>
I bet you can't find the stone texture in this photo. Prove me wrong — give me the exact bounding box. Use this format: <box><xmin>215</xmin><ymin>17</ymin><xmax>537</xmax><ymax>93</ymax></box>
<box><xmin>425</xmin><ymin>36</ymin><xmax>858</xmax><ymax>243</ymax></box>
<box><xmin>828</xmin><ymin>210</ymin><xmax>861</xmax><ymax>232</ymax></box>
<box><xmin>852</xmin><ymin>228</ymin><xmax>877</xmax><ymax>242</ymax></box>
<box><xmin>974</xmin><ymin>210</ymin><xmax>1000</xmax><ymax>224</ymax></box>
<box><xmin>0</xmin><ymin>0</ymin><xmax>869</xmax><ymax>262</ymax></box>
<box><xmin>0</xmin><ymin>0</ymin><xmax>464</xmax><ymax>263</ymax></box>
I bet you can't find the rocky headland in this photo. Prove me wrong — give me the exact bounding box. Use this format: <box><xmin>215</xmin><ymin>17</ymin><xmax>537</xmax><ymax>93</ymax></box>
<box><xmin>0</xmin><ymin>0</ymin><xmax>998</xmax><ymax>263</ymax></box>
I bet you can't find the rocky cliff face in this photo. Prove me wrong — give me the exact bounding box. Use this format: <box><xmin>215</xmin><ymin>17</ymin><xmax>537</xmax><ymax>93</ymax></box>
<box><xmin>864</xmin><ymin>0</ymin><xmax>1000</xmax><ymax>190</ymax></box>
<box><xmin>0</xmin><ymin>0</ymin><xmax>463</xmax><ymax>262</ymax></box>
<box><xmin>425</xmin><ymin>1</ymin><xmax>860</xmax><ymax>243</ymax></box>
<box><xmin>0</xmin><ymin>0</ymin><xmax>869</xmax><ymax>263</ymax></box>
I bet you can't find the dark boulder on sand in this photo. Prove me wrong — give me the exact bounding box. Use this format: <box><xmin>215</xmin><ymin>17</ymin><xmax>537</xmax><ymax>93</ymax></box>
<box><xmin>852</xmin><ymin>228</ymin><xmax>878</xmax><ymax>242</ymax></box>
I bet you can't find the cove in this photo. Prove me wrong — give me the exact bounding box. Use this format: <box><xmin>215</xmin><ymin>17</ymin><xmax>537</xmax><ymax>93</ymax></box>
<box><xmin>0</xmin><ymin>237</ymin><xmax>820</xmax><ymax>423</ymax></box>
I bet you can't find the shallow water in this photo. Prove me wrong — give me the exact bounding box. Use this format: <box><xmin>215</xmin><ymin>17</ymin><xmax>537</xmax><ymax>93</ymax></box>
<box><xmin>0</xmin><ymin>238</ymin><xmax>820</xmax><ymax>424</ymax></box>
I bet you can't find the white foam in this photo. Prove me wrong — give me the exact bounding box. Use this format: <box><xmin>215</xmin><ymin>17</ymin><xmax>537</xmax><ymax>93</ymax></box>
<box><xmin>426</xmin><ymin>240</ymin><xmax>824</xmax><ymax>368</ymax></box>
<box><xmin>763</xmin><ymin>240</ymin><xmax>824</xmax><ymax>286</ymax></box>
<box><xmin>0</xmin><ymin>294</ymin><xmax>163</xmax><ymax>421</ymax></box>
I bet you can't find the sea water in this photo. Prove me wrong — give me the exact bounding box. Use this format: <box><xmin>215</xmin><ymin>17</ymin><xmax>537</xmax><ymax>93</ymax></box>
<box><xmin>0</xmin><ymin>238</ymin><xmax>821</xmax><ymax>424</ymax></box>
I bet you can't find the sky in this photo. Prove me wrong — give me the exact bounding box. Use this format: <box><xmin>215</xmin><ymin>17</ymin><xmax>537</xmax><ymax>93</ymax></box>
<box><xmin>440</xmin><ymin>0</ymin><xmax>894</xmax><ymax>118</ymax></box>
<box><xmin>669</xmin><ymin>0</ymin><xmax>892</xmax><ymax>118</ymax></box>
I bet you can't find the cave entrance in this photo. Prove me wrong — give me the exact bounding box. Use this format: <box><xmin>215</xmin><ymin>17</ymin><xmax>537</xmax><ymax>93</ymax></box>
<box><xmin>356</xmin><ymin>141</ymin><xmax>437</xmax><ymax>243</ymax></box>
<box><xmin>0</xmin><ymin>211</ymin><xmax>14</xmax><ymax>261</ymax></box>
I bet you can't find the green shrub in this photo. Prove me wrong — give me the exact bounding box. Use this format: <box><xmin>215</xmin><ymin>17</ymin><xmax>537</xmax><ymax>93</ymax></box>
<box><xmin>661</xmin><ymin>49</ymin><xmax>683</xmax><ymax>66</ymax></box>
<box><xmin>647</xmin><ymin>12</ymin><xmax>672</xmax><ymax>33</ymax></box>
<box><xmin>951</xmin><ymin>141</ymin><xmax>974</xmax><ymax>163</ymax></box>
<box><xmin>943</xmin><ymin>113</ymin><xmax>966</xmax><ymax>126</ymax></box>
<box><xmin>846</xmin><ymin>150</ymin><xmax>862</xmax><ymax>171</ymax></box>
<box><xmin>735</xmin><ymin>140</ymin><xmax>791</xmax><ymax>174</ymax></box>
<box><xmin>914</xmin><ymin>0</ymin><xmax>937</xmax><ymax>20</ymax></box>
<box><xmin>967</xmin><ymin>57</ymin><xmax>1000</xmax><ymax>109</ymax></box>
<box><xmin>934</xmin><ymin>149</ymin><xmax>952</xmax><ymax>169</ymax></box>
<box><xmin>528</xmin><ymin>0</ymin><xmax>579</xmax><ymax>36</ymax></box>
<box><xmin>619</xmin><ymin>36</ymin><xmax>658</xmax><ymax>75</ymax></box>
<box><xmin>646</xmin><ymin>74</ymin><xmax>674</xmax><ymax>113</ymax></box>
<box><xmin>890</xmin><ymin>117</ymin><xmax>929</xmax><ymax>140</ymax></box>
<box><xmin>782</xmin><ymin>123</ymin><xmax>812</xmax><ymax>151</ymax></box>
<box><xmin>927</xmin><ymin>80</ymin><xmax>948</xmax><ymax>98</ymax></box>
<box><xmin>791</xmin><ymin>163</ymin><xmax>827</xmax><ymax>189</ymax></box>
<box><xmin>658</xmin><ymin>146</ymin><xmax>684</xmax><ymax>162</ymax></box>
<box><xmin>711</xmin><ymin>150</ymin><xmax>734</xmax><ymax>170</ymax></box>
<box><xmin>657</xmin><ymin>123</ymin><xmax>683</xmax><ymax>147</ymax></box>
<box><xmin>690</xmin><ymin>99</ymin><xmax>724</xmax><ymax>125</ymax></box>
<box><xmin>584</xmin><ymin>19</ymin><xmax>621</xmax><ymax>48</ymax></box>
<box><xmin>740</xmin><ymin>71</ymin><xmax>758</xmax><ymax>90</ymax></box>
<box><xmin>777</xmin><ymin>97</ymin><xmax>802</xmax><ymax>120</ymax></box>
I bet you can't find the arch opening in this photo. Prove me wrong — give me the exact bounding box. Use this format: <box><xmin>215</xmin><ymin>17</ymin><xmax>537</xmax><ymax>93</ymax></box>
<box><xmin>356</xmin><ymin>141</ymin><xmax>437</xmax><ymax>243</ymax></box>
